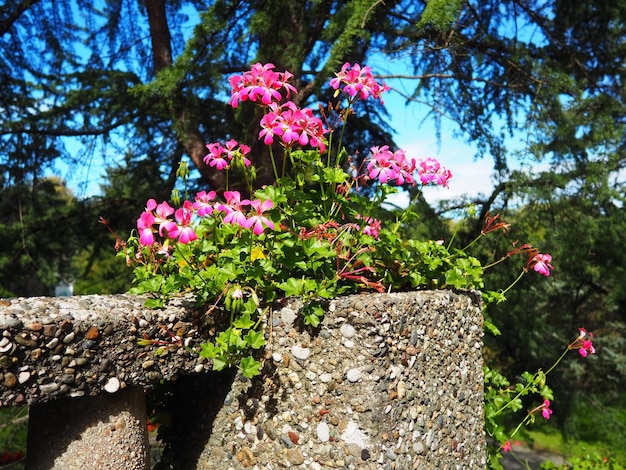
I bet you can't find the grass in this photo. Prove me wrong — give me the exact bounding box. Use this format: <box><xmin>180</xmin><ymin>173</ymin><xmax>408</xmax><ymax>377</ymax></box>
<box><xmin>520</xmin><ymin>426</ymin><xmax>626</xmax><ymax>469</ymax></box>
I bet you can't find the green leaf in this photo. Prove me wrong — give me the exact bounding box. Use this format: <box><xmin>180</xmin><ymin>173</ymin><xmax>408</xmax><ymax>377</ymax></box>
<box><xmin>244</xmin><ymin>330</ymin><xmax>266</xmax><ymax>349</ymax></box>
<box><xmin>278</xmin><ymin>277</ymin><xmax>305</xmax><ymax>297</ymax></box>
<box><xmin>233</xmin><ymin>312</ymin><xmax>255</xmax><ymax>329</ymax></box>
<box><xmin>144</xmin><ymin>297</ymin><xmax>165</xmax><ymax>309</ymax></box>
<box><xmin>199</xmin><ymin>341</ymin><xmax>220</xmax><ymax>359</ymax></box>
<box><xmin>240</xmin><ymin>356</ymin><xmax>261</xmax><ymax>378</ymax></box>
<box><xmin>322</xmin><ymin>167</ymin><xmax>348</xmax><ymax>184</ymax></box>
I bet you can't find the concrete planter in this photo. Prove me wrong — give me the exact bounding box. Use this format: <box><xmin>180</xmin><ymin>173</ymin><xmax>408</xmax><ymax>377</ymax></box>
<box><xmin>162</xmin><ymin>290</ymin><xmax>486</xmax><ymax>469</ymax></box>
<box><xmin>1</xmin><ymin>290</ymin><xmax>485</xmax><ymax>469</ymax></box>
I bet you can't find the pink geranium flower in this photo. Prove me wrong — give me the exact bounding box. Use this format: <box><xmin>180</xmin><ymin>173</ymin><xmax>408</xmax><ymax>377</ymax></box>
<box><xmin>356</xmin><ymin>214</ymin><xmax>381</xmax><ymax>239</ymax></box>
<box><xmin>228</xmin><ymin>63</ymin><xmax>297</xmax><ymax>108</ymax></box>
<box><xmin>245</xmin><ymin>199</ymin><xmax>275</xmax><ymax>235</ymax></box>
<box><xmin>259</xmin><ymin>101</ymin><xmax>327</xmax><ymax>152</ymax></box>
<box><xmin>218</xmin><ymin>191</ymin><xmax>250</xmax><ymax>228</ymax></box>
<box><xmin>137</xmin><ymin>211</ymin><xmax>156</xmax><ymax>246</ymax></box>
<box><xmin>203</xmin><ymin>140</ymin><xmax>251</xmax><ymax>170</ymax></box>
<box><xmin>541</xmin><ymin>399</ymin><xmax>553</xmax><ymax>420</ymax></box>
<box><xmin>193</xmin><ymin>190</ymin><xmax>217</xmax><ymax>217</ymax></box>
<box><xmin>330</xmin><ymin>62</ymin><xmax>389</xmax><ymax>103</ymax></box>
<box><xmin>366</xmin><ymin>146</ymin><xmax>419</xmax><ymax>186</ymax></box>
<box><xmin>170</xmin><ymin>201</ymin><xmax>197</xmax><ymax>244</ymax></box>
<box><xmin>570</xmin><ymin>328</ymin><xmax>596</xmax><ymax>357</ymax></box>
<box><xmin>531</xmin><ymin>253</ymin><xmax>553</xmax><ymax>277</ymax></box>
<box><xmin>367</xmin><ymin>146</ymin><xmax>399</xmax><ymax>184</ymax></box>
<box><xmin>417</xmin><ymin>157</ymin><xmax>453</xmax><ymax>187</ymax></box>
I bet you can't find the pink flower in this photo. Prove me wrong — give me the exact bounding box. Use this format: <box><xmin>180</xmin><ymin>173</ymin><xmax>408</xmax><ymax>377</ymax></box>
<box><xmin>390</xmin><ymin>149</ymin><xmax>417</xmax><ymax>185</ymax></box>
<box><xmin>193</xmin><ymin>190</ymin><xmax>217</xmax><ymax>217</ymax></box>
<box><xmin>228</xmin><ymin>63</ymin><xmax>297</xmax><ymax>108</ymax></box>
<box><xmin>570</xmin><ymin>328</ymin><xmax>596</xmax><ymax>357</ymax></box>
<box><xmin>153</xmin><ymin>201</ymin><xmax>177</xmax><ymax>237</ymax></box>
<box><xmin>502</xmin><ymin>441</ymin><xmax>512</xmax><ymax>453</ymax></box>
<box><xmin>245</xmin><ymin>199</ymin><xmax>275</xmax><ymax>235</ymax></box>
<box><xmin>170</xmin><ymin>201</ymin><xmax>197</xmax><ymax>244</ymax></box>
<box><xmin>356</xmin><ymin>214</ymin><xmax>381</xmax><ymax>239</ymax></box>
<box><xmin>330</xmin><ymin>62</ymin><xmax>389</xmax><ymax>103</ymax></box>
<box><xmin>259</xmin><ymin>108</ymin><xmax>283</xmax><ymax>145</ymax></box>
<box><xmin>218</xmin><ymin>191</ymin><xmax>249</xmax><ymax>228</ymax></box>
<box><xmin>541</xmin><ymin>399</ymin><xmax>553</xmax><ymax>420</ymax></box>
<box><xmin>531</xmin><ymin>253</ymin><xmax>553</xmax><ymax>277</ymax></box>
<box><xmin>366</xmin><ymin>146</ymin><xmax>418</xmax><ymax>186</ymax></box>
<box><xmin>367</xmin><ymin>146</ymin><xmax>399</xmax><ymax>184</ymax></box>
<box><xmin>203</xmin><ymin>140</ymin><xmax>251</xmax><ymax>170</ymax></box>
<box><xmin>137</xmin><ymin>211</ymin><xmax>156</xmax><ymax>246</ymax></box>
<box><xmin>259</xmin><ymin>102</ymin><xmax>327</xmax><ymax>152</ymax></box>
<box><xmin>417</xmin><ymin>157</ymin><xmax>453</xmax><ymax>187</ymax></box>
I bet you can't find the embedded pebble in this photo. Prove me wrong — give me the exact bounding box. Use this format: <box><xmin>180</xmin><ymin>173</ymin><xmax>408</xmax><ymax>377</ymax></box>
<box><xmin>18</xmin><ymin>371</ymin><xmax>30</xmax><ymax>384</ymax></box>
<box><xmin>104</xmin><ymin>377</ymin><xmax>120</xmax><ymax>393</ymax></box>
<box><xmin>291</xmin><ymin>345</ymin><xmax>311</xmax><ymax>361</ymax></box>
<box><xmin>62</xmin><ymin>332</ymin><xmax>75</xmax><ymax>344</ymax></box>
<box><xmin>39</xmin><ymin>382</ymin><xmax>59</xmax><ymax>394</ymax></box>
<box><xmin>346</xmin><ymin>368</ymin><xmax>362</xmax><ymax>382</ymax></box>
<box><xmin>340</xmin><ymin>323</ymin><xmax>356</xmax><ymax>338</ymax></box>
<box><xmin>319</xmin><ymin>373</ymin><xmax>333</xmax><ymax>383</ymax></box>
<box><xmin>316</xmin><ymin>422</ymin><xmax>330</xmax><ymax>442</ymax></box>
<box><xmin>280</xmin><ymin>308</ymin><xmax>297</xmax><ymax>325</ymax></box>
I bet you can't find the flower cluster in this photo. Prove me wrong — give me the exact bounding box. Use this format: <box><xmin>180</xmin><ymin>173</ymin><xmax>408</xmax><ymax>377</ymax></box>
<box><xmin>120</xmin><ymin>61</ymin><xmax>600</xmax><ymax>469</ymax></box>
<box><xmin>137</xmin><ymin>199</ymin><xmax>197</xmax><ymax>246</ymax></box>
<box><xmin>136</xmin><ymin>191</ymin><xmax>275</xmax><ymax>247</ymax></box>
<box><xmin>228</xmin><ymin>62</ymin><xmax>297</xmax><ymax>108</ymax></box>
<box><xmin>330</xmin><ymin>62</ymin><xmax>390</xmax><ymax>103</ymax></box>
<box><xmin>569</xmin><ymin>327</ymin><xmax>596</xmax><ymax>357</ymax></box>
<box><xmin>203</xmin><ymin>139</ymin><xmax>251</xmax><ymax>170</ymax></box>
<box><xmin>124</xmin><ymin>62</ymin><xmax>578</xmax><ymax>450</ymax></box>
<box><xmin>259</xmin><ymin>101</ymin><xmax>326</xmax><ymax>151</ymax></box>
<box><xmin>417</xmin><ymin>157</ymin><xmax>454</xmax><ymax>188</ymax></box>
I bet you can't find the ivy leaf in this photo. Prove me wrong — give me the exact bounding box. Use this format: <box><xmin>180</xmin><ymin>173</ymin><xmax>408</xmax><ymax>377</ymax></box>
<box><xmin>233</xmin><ymin>312</ymin><xmax>254</xmax><ymax>329</ymax></box>
<box><xmin>143</xmin><ymin>297</ymin><xmax>165</xmax><ymax>309</ymax></box>
<box><xmin>199</xmin><ymin>341</ymin><xmax>220</xmax><ymax>359</ymax></box>
<box><xmin>278</xmin><ymin>278</ymin><xmax>304</xmax><ymax>297</ymax></box>
<box><xmin>244</xmin><ymin>330</ymin><xmax>266</xmax><ymax>349</ymax></box>
<box><xmin>240</xmin><ymin>356</ymin><xmax>261</xmax><ymax>378</ymax></box>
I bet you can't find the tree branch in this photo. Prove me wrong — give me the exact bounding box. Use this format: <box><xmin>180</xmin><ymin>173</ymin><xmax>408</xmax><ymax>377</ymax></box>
<box><xmin>0</xmin><ymin>0</ymin><xmax>41</xmax><ymax>36</ymax></box>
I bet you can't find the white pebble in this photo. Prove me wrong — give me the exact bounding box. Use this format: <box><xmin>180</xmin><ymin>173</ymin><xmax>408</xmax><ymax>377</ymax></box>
<box><xmin>316</xmin><ymin>422</ymin><xmax>330</xmax><ymax>442</ymax></box>
<box><xmin>18</xmin><ymin>371</ymin><xmax>30</xmax><ymax>384</ymax></box>
<box><xmin>346</xmin><ymin>368</ymin><xmax>362</xmax><ymax>383</ymax></box>
<box><xmin>340</xmin><ymin>323</ymin><xmax>356</xmax><ymax>338</ymax></box>
<box><xmin>272</xmin><ymin>352</ymin><xmax>283</xmax><ymax>363</ymax></box>
<box><xmin>280</xmin><ymin>308</ymin><xmax>297</xmax><ymax>325</ymax></box>
<box><xmin>291</xmin><ymin>345</ymin><xmax>311</xmax><ymax>361</ymax></box>
<box><xmin>319</xmin><ymin>373</ymin><xmax>333</xmax><ymax>383</ymax></box>
<box><xmin>104</xmin><ymin>377</ymin><xmax>120</xmax><ymax>393</ymax></box>
<box><xmin>343</xmin><ymin>340</ymin><xmax>355</xmax><ymax>348</ymax></box>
